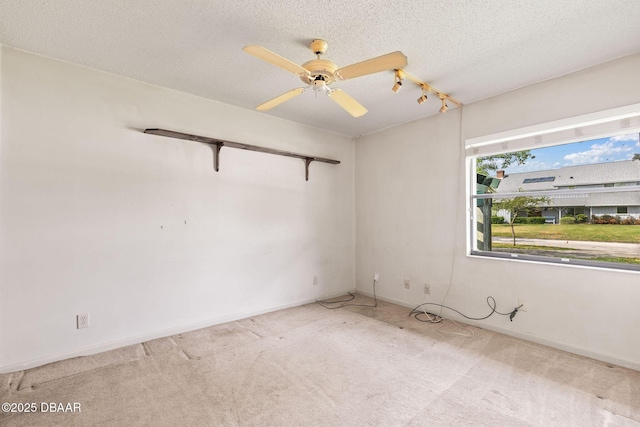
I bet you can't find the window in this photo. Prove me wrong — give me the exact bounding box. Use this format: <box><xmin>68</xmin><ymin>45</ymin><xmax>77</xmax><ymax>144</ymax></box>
<box><xmin>467</xmin><ymin>103</ymin><xmax>640</xmax><ymax>272</ymax></box>
<box><xmin>522</xmin><ymin>177</ymin><xmax>555</xmax><ymax>184</ymax></box>
<box><xmin>566</xmin><ymin>207</ymin><xmax>585</xmax><ymax>216</ymax></box>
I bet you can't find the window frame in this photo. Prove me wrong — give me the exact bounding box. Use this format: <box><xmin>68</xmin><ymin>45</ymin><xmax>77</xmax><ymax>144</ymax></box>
<box><xmin>465</xmin><ymin>103</ymin><xmax>640</xmax><ymax>273</ymax></box>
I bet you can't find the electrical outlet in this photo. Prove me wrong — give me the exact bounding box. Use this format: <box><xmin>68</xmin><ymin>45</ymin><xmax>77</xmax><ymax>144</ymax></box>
<box><xmin>313</xmin><ymin>275</ymin><xmax>318</xmax><ymax>286</ymax></box>
<box><xmin>373</xmin><ymin>272</ymin><xmax>379</xmax><ymax>281</ymax></box>
<box><xmin>424</xmin><ymin>283</ymin><xmax>431</xmax><ymax>295</ymax></box>
<box><xmin>77</xmin><ymin>313</ymin><xmax>89</xmax><ymax>329</ymax></box>
<box><xmin>404</xmin><ymin>278</ymin><xmax>410</xmax><ymax>289</ymax></box>
<box><xmin>518</xmin><ymin>299</ymin><xmax>527</xmax><ymax>312</ymax></box>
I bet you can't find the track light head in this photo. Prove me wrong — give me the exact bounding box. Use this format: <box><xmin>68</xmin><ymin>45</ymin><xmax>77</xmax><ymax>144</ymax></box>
<box><xmin>417</xmin><ymin>86</ymin><xmax>428</xmax><ymax>105</ymax></box>
<box><xmin>439</xmin><ymin>95</ymin><xmax>448</xmax><ymax>113</ymax></box>
<box><xmin>392</xmin><ymin>69</ymin><xmax>404</xmax><ymax>93</ymax></box>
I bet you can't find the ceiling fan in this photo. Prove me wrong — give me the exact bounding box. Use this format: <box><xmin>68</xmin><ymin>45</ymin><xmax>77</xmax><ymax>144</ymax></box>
<box><xmin>243</xmin><ymin>39</ymin><xmax>407</xmax><ymax>117</ymax></box>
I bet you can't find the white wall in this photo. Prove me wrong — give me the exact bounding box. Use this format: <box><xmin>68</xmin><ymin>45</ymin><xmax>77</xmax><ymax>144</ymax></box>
<box><xmin>0</xmin><ymin>47</ymin><xmax>355</xmax><ymax>372</ymax></box>
<box><xmin>356</xmin><ymin>53</ymin><xmax>640</xmax><ymax>370</ymax></box>
<box><xmin>3</xmin><ymin>45</ymin><xmax>639</xmax><ymax>374</ymax></box>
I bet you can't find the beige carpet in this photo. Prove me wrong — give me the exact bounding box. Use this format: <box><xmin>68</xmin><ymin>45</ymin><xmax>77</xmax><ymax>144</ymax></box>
<box><xmin>1</xmin><ymin>296</ymin><xmax>639</xmax><ymax>426</ymax></box>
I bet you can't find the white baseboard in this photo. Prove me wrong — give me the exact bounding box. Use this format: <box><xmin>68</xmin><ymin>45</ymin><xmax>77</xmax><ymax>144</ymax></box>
<box><xmin>0</xmin><ymin>290</ymin><xmax>348</xmax><ymax>374</ymax></box>
<box><xmin>8</xmin><ymin>288</ymin><xmax>636</xmax><ymax>374</ymax></box>
<box><xmin>355</xmin><ymin>289</ymin><xmax>640</xmax><ymax>372</ymax></box>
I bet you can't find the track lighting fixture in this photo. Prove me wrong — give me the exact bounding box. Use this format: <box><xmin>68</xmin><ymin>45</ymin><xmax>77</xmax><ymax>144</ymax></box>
<box><xmin>392</xmin><ymin>69</ymin><xmax>404</xmax><ymax>93</ymax></box>
<box><xmin>417</xmin><ymin>86</ymin><xmax>428</xmax><ymax>105</ymax></box>
<box><xmin>393</xmin><ymin>68</ymin><xmax>461</xmax><ymax>113</ymax></box>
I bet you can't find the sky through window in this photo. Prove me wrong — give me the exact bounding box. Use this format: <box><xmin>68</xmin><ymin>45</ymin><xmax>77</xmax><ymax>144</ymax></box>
<box><xmin>501</xmin><ymin>133</ymin><xmax>640</xmax><ymax>174</ymax></box>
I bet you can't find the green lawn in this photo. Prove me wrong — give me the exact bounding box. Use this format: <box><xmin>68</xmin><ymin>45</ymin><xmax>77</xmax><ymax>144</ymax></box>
<box><xmin>491</xmin><ymin>224</ymin><xmax>640</xmax><ymax>244</ymax></box>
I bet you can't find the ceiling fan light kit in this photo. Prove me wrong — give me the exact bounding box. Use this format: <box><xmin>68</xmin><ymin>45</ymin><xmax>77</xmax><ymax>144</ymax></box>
<box><xmin>243</xmin><ymin>39</ymin><xmax>407</xmax><ymax>117</ymax></box>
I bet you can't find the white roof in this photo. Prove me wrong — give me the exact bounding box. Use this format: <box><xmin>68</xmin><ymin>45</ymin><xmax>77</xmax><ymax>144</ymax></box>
<box><xmin>496</xmin><ymin>160</ymin><xmax>640</xmax><ymax>192</ymax></box>
<box><xmin>494</xmin><ymin>160</ymin><xmax>640</xmax><ymax>207</ymax></box>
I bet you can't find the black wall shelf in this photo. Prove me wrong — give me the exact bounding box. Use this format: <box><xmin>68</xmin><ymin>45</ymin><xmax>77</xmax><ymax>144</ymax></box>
<box><xmin>144</xmin><ymin>128</ymin><xmax>340</xmax><ymax>181</ymax></box>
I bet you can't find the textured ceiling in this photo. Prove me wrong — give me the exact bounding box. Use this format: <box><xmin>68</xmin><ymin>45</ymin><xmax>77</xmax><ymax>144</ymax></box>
<box><xmin>1</xmin><ymin>0</ymin><xmax>639</xmax><ymax>137</ymax></box>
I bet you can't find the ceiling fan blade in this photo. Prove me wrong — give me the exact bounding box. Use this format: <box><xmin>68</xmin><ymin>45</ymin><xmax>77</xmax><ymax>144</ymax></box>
<box><xmin>328</xmin><ymin>89</ymin><xmax>368</xmax><ymax>117</ymax></box>
<box><xmin>336</xmin><ymin>51</ymin><xmax>407</xmax><ymax>80</ymax></box>
<box><xmin>256</xmin><ymin>87</ymin><xmax>306</xmax><ymax>111</ymax></box>
<box><xmin>243</xmin><ymin>45</ymin><xmax>310</xmax><ymax>76</ymax></box>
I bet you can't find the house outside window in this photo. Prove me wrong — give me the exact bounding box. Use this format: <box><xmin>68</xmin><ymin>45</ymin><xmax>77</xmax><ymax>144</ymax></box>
<box><xmin>466</xmin><ymin>103</ymin><xmax>640</xmax><ymax>271</ymax></box>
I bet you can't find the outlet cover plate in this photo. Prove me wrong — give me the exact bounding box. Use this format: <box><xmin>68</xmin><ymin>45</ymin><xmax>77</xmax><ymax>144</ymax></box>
<box><xmin>77</xmin><ymin>313</ymin><xmax>89</xmax><ymax>329</ymax></box>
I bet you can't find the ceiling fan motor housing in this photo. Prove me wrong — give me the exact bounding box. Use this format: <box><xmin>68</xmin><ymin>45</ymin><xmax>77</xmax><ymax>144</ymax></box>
<box><xmin>300</xmin><ymin>59</ymin><xmax>337</xmax><ymax>86</ymax></box>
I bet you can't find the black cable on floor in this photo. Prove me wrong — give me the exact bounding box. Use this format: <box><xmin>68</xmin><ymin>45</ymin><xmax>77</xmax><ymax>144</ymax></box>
<box><xmin>413</xmin><ymin>311</ymin><xmax>443</xmax><ymax>323</ymax></box>
<box><xmin>316</xmin><ymin>278</ymin><xmax>378</xmax><ymax>309</ymax></box>
<box><xmin>409</xmin><ymin>296</ymin><xmax>521</xmax><ymax>323</ymax></box>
